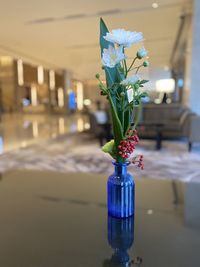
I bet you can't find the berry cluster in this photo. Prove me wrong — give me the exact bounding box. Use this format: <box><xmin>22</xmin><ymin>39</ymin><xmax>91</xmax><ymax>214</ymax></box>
<box><xmin>132</xmin><ymin>155</ymin><xmax>144</xmax><ymax>170</ymax></box>
<box><xmin>117</xmin><ymin>129</ymin><xmax>144</xmax><ymax>170</ymax></box>
<box><xmin>118</xmin><ymin>130</ymin><xmax>139</xmax><ymax>159</ymax></box>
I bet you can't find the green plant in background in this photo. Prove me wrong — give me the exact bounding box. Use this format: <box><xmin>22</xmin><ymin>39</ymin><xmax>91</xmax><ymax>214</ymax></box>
<box><xmin>96</xmin><ymin>18</ymin><xmax>149</xmax><ymax>166</ymax></box>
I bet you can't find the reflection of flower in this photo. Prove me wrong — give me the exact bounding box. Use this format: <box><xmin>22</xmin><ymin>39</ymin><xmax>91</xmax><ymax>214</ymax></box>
<box><xmin>127</xmin><ymin>88</ymin><xmax>133</xmax><ymax>103</ymax></box>
<box><xmin>104</xmin><ymin>29</ymin><xmax>143</xmax><ymax>48</ymax></box>
<box><xmin>102</xmin><ymin>45</ymin><xmax>126</xmax><ymax>68</ymax></box>
<box><xmin>121</xmin><ymin>74</ymin><xmax>140</xmax><ymax>86</ymax></box>
<box><xmin>137</xmin><ymin>47</ymin><xmax>148</xmax><ymax>59</ymax></box>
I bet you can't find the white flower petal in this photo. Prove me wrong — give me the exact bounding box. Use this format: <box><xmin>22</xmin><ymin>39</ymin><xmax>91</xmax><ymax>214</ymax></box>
<box><xmin>101</xmin><ymin>45</ymin><xmax>126</xmax><ymax>68</ymax></box>
<box><xmin>127</xmin><ymin>89</ymin><xmax>133</xmax><ymax>103</ymax></box>
<box><xmin>104</xmin><ymin>29</ymin><xmax>144</xmax><ymax>48</ymax></box>
<box><xmin>121</xmin><ymin>74</ymin><xmax>140</xmax><ymax>86</ymax></box>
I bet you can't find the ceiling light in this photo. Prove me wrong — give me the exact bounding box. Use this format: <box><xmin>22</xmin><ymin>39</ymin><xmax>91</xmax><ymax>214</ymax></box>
<box><xmin>152</xmin><ymin>2</ymin><xmax>159</xmax><ymax>9</ymax></box>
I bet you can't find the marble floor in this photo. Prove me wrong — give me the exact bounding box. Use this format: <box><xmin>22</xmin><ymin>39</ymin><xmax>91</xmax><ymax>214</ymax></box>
<box><xmin>0</xmin><ymin>129</ymin><xmax>200</xmax><ymax>182</ymax></box>
<box><xmin>0</xmin><ymin>113</ymin><xmax>89</xmax><ymax>153</ymax></box>
<box><xmin>0</xmin><ymin>113</ymin><xmax>200</xmax><ymax>182</ymax></box>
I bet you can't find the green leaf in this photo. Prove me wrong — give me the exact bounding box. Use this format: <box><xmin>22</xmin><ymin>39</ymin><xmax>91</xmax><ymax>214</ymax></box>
<box><xmin>100</xmin><ymin>18</ymin><xmax>122</xmax><ymax>87</ymax></box>
<box><xmin>108</xmin><ymin>93</ymin><xmax>123</xmax><ymax>146</ymax></box>
<box><xmin>124</xmin><ymin>109</ymin><xmax>130</xmax><ymax>135</ymax></box>
<box><xmin>140</xmin><ymin>79</ymin><xmax>149</xmax><ymax>84</ymax></box>
<box><xmin>102</xmin><ymin>139</ymin><xmax>116</xmax><ymax>157</ymax></box>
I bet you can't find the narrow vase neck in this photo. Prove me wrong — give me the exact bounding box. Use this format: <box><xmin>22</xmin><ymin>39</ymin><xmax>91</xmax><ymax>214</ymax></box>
<box><xmin>113</xmin><ymin>162</ymin><xmax>128</xmax><ymax>176</ymax></box>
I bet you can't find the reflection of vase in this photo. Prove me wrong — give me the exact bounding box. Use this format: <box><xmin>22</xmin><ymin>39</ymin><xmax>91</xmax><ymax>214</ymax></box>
<box><xmin>107</xmin><ymin>162</ymin><xmax>135</xmax><ymax>218</ymax></box>
<box><xmin>103</xmin><ymin>215</ymin><xmax>134</xmax><ymax>267</ymax></box>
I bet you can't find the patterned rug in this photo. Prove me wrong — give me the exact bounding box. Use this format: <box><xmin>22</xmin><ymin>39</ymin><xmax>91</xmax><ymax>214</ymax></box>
<box><xmin>0</xmin><ymin>133</ymin><xmax>200</xmax><ymax>182</ymax></box>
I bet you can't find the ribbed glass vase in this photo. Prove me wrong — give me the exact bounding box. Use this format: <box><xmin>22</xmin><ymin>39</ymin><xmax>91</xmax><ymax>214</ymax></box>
<box><xmin>107</xmin><ymin>161</ymin><xmax>135</xmax><ymax>218</ymax></box>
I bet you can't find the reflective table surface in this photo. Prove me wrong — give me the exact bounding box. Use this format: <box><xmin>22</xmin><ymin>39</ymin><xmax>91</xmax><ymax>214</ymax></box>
<box><xmin>0</xmin><ymin>170</ymin><xmax>199</xmax><ymax>267</ymax></box>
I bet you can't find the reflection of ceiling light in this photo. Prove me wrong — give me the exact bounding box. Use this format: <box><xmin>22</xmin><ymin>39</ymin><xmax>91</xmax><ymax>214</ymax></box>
<box><xmin>59</xmin><ymin>118</ymin><xmax>65</xmax><ymax>134</ymax></box>
<box><xmin>152</xmin><ymin>2</ymin><xmax>159</xmax><ymax>8</ymax></box>
<box><xmin>58</xmin><ymin>88</ymin><xmax>64</xmax><ymax>108</ymax></box>
<box><xmin>77</xmin><ymin>118</ymin><xmax>84</xmax><ymax>132</ymax></box>
<box><xmin>32</xmin><ymin>121</ymin><xmax>39</xmax><ymax>138</ymax></box>
<box><xmin>31</xmin><ymin>85</ymin><xmax>37</xmax><ymax>106</ymax></box>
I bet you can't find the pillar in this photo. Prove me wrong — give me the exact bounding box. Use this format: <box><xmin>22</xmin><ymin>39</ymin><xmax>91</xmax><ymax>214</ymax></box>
<box><xmin>190</xmin><ymin>0</ymin><xmax>200</xmax><ymax>114</ymax></box>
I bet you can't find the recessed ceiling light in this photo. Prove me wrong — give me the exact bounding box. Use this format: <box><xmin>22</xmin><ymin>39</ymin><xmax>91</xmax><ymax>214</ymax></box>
<box><xmin>152</xmin><ymin>2</ymin><xmax>159</xmax><ymax>9</ymax></box>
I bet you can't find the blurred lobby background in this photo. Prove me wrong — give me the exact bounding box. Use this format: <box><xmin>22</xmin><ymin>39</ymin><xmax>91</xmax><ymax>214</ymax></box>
<box><xmin>0</xmin><ymin>0</ymin><xmax>199</xmax><ymax>175</ymax></box>
<box><xmin>1</xmin><ymin>0</ymin><xmax>200</xmax><ymax>266</ymax></box>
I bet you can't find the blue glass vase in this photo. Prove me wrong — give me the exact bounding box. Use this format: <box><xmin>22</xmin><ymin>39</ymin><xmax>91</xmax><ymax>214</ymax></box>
<box><xmin>107</xmin><ymin>161</ymin><xmax>135</xmax><ymax>218</ymax></box>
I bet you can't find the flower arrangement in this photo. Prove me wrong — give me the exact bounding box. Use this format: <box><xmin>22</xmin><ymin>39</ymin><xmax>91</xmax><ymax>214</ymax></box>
<box><xmin>96</xmin><ymin>18</ymin><xmax>149</xmax><ymax>167</ymax></box>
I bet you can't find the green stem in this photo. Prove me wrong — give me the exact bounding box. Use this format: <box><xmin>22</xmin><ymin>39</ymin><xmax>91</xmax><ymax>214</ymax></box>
<box><xmin>122</xmin><ymin>95</ymin><xmax>124</xmax><ymax>132</ymax></box>
<box><xmin>124</xmin><ymin>60</ymin><xmax>128</xmax><ymax>77</ymax></box>
<box><xmin>133</xmin><ymin>100</ymin><xmax>142</xmax><ymax>130</ymax></box>
<box><xmin>128</xmin><ymin>64</ymin><xmax>143</xmax><ymax>73</ymax></box>
<box><xmin>96</xmin><ymin>77</ymin><xmax>108</xmax><ymax>94</ymax></box>
<box><xmin>122</xmin><ymin>47</ymin><xmax>128</xmax><ymax>78</ymax></box>
<box><xmin>127</xmin><ymin>57</ymin><xmax>137</xmax><ymax>73</ymax></box>
<box><xmin>135</xmin><ymin>67</ymin><xmax>140</xmax><ymax>74</ymax></box>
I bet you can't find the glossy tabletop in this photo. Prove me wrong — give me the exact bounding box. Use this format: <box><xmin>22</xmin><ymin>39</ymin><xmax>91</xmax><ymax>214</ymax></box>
<box><xmin>0</xmin><ymin>170</ymin><xmax>199</xmax><ymax>267</ymax></box>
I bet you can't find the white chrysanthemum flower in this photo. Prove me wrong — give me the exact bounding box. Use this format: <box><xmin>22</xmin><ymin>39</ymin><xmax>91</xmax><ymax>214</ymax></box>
<box><xmin>127</xmin><ymin>88</ymin><xmax>134</xmax><ymax>103</ymax></box>
<box><xmin>121</xmin><ymin>74</ymin><xmax>140</xmax><ymax>86</ymax></box>
<box><xmin>101</xmin><ymin>45</ymin><xmax>126</xmax><ymax>68</ymax></box>
<box><xmin>104</xmin><ymin>29</ymin><xmax>143</xmax><ymax>48</ymax></box>
<box><xmin>137</xmin><ymin>47</ymin><xmax>148</xmax><ymax>59</ymax></box>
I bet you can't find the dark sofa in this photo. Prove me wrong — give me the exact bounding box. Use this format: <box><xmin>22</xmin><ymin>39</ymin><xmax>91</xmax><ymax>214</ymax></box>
<box><xmin>138</xmin><ymin>103</ymin><xmax>199</xmax><ymax>150</ymax></box>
